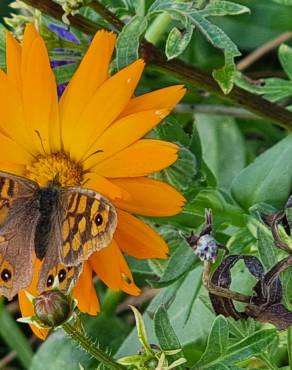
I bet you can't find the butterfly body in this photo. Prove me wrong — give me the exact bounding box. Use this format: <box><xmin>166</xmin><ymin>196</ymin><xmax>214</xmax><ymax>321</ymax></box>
<box><xmin>34</xmin><ymin>183</ymin><xmax>60</xmax><ymax>260</ymax></box>
<box><xmin>0</xmin><ymin>171</ymin><xmax>117</xmax><ymax>300</ymax></box>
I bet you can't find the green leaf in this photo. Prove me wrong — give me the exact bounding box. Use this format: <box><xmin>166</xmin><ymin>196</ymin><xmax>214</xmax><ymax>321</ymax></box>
<box><xmin>195</xmin><ymin>114</ymin><xmax>246</xmax><ymax>189</ymax></box>
<box><xmin>116</xmin><ymin>15</ymin><xmax>148</xmax><ymax>69</ymax></box>
<box><xmin>130</xmin><ymin>306</ymin><xmax>153</xmax><ymax>355</ymax></box>
<box><xmin>160</xmin><ymin>147</ymin><xmax>197</xmax><ymax>192</ymax></box>
<box><xmin>257</xmin><ymin>224</ymin><xmax>278</xmax><ymax>269</ymax></box>
<box><xmin>193</xmin><ymin>322</ymin><xmax>276</xmax><ymax>369</ymax></box>
<box><xmin>165</xmin><ymin>23</ymin><xmax>194</xmax><ymax>60</ymax></box>
<box><xmin>279</xmin><ymin>43</ymin><xmax>292</xmax><ymax>80</ymax></box>
<box><xmin>154</xmin><ymin>305</ymin><xmax>182</xmax><ymax>360</ymax></box>
<box><xmin>54</xmin><ymin>63</ymin><xmax>77</xmax><ymax>85</ymax></box>
<box><xmin>231</xmin><ymin>135</ymin><xmax>292</xmax><ymax>210</ymax></box>
<box><xmin>117</xmin><ymin>267</ymin><xmax>214</xmax><ymax>366</ymax></box>
<box><xmin>148</xmin><ymin>230</ymin><xmax>197</xmax><ymax>287</ymax></box>
<box><xmin>0</xmin><ymin>301</ymin><xmax>33</xmax><ymax>369</ymax></box>
<box><xmin>149</xmin><ymin>0</ymin><xmax>247</xmax><ymax>93</ymax></box>
<box><xmin>272</xmin><ymin>0</ymin><xmax>292</xmax><ymax>4</ymax></box>
<box><xmin>190</xmin><ymin>11</ymin><xmax>240</xmax><ymax>93</ymax></box>
<box><xmin>200</xmin><ymin>1</ymin><xmax>250</xmax><ymax>17</ymax></box>
<box><xmin>195</xmin><ymin>315</ymin><xmax>229</xmax><ymax>368</ymax></box>
<box><xmin>0</xmin><ymin>23</ymin><xmax>6</xmax><ymax>69</ymax></box>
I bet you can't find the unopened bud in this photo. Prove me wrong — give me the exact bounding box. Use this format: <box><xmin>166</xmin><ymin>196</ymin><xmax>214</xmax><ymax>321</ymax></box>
<box><xmin>34</xmin><ymin>290</ymin><xmax>72</xmax><ymax>327</ymax></box>
<box><xmin>144</xmin><ymin>358</ymin><xmax>158</xmax><ymax>369</ymax></box>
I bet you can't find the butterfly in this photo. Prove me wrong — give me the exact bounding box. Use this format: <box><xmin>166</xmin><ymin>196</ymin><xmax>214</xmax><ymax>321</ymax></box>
<box><xmin>0</xmin><ymin>171</ymin><xmax>117</xmax><ymax>300</ymax></box>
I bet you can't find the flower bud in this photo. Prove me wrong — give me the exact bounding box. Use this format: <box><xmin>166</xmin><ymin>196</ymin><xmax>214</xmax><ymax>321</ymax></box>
<box><xmin>144</xmin><ymin>358</ymin><xmax>158</xmax><ymax>369</ymax></box>
<box><xmin>34</xmin><ymin>290</ymin><xmax>72</xmax><ymax>328</ymax></box>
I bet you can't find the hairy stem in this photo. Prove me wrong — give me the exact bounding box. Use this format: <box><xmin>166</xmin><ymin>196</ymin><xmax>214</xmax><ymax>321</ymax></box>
<box><xmin>63</xmin><ymin>323</ymin><xmax>125</xmax><ymax>370</ymax></box>
<box><xmin>21</xmin><ymin>0</ymin><xmax>292</xmax><ymax>131</ymax></box>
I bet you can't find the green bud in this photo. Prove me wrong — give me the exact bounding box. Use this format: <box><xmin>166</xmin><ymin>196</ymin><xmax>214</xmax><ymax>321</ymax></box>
<box><xmin>144</xmin><ymin>358</ymin><xmax>158</xmax><ymax>369</ymax></box>
<box><xmin>34</xmin><ymin>290</ymin><xmax>72</xmax><ymax>328</ymax></box>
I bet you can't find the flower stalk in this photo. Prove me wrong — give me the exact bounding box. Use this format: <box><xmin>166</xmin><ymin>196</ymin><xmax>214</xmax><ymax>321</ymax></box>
<box><xmin>62</xmin><ymin>322</ymin><xmax>125</xmax><ymax>370</ymax></box>
<box><xmin>21</xmin><ymin>0</ymin><xmax>292</xmax><ymax>132</ymax></box>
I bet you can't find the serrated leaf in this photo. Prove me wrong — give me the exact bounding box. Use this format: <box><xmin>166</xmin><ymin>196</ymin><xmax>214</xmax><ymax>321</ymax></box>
<box><xmin>154</xmin><ymin>305</ymin><xmax>182</xmax><ymax>361</ymax></box>
<box><xmin>116</xmin><ymin>15</ymin><xmax>148</xmax><ymax>69</ymax></box>
<box><xmin>279</xmin><ymin>43</ymin><xmax>292</xmax><ymax>80</ymax></box>
<box><xmin>231</xmin><ymin>135</ymin><xmax>292</xmax><ymax>210</ymax></box>
<box><xmin>165</xmin><ymin>23</ymin><xmax>194</xmax><ymax>59</ymax></box>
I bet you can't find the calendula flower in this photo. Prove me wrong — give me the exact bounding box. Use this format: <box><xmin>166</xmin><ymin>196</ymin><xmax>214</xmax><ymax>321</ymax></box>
<box><xmin>2</xmin><ymin>24</ymin><xmax>185</xmax><ymax>339</ymax></box>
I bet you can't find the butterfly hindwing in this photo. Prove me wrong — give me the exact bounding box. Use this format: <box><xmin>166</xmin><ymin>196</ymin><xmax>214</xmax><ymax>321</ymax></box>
<box><xmin>37</xmin><ymin>198</ymin><xmax>82</xmax><ymax>293</ymax></box>
<box><xmin>60</xmin><ymin>187</ymin><xmax>117</xmax><ymax>266</ymax></box>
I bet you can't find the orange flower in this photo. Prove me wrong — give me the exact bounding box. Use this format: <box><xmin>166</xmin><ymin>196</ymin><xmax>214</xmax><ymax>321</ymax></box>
<box><xmin>2</xmin><ymin>24</ymin><xmax>186</xmax><ymax>339</ymax></box>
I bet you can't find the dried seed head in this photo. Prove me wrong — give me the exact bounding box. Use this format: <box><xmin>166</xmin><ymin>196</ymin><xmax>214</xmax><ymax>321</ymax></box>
<box><xmin>195</xmin><ymin>234</ymin><xmax>218</xmax><ymax>262</ymax></box>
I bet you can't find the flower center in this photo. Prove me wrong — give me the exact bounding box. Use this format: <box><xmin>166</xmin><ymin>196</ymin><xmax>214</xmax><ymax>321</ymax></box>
<box><xmin>25</xmin><ymin>152</ymin><xmax>83</xmax><ymax>187</ymax></box>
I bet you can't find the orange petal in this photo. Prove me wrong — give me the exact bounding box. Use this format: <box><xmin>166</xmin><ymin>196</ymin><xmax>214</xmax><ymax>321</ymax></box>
<box><xmin>21</xmin><ymin>24</ymin><xmax>39</xmax><ymax>78</ymax></box>
<box><xmin>0</xmin><ymin>132</ymin><xmax>33</xmax><ymax>165</ymax></box>
<box><xmin>89</xmin><ymin>240</ymin><xmax>140</xmax><ymax>296</ymax></box>
<box><xmin>83</xmin><ymin>109</ymin><xmax>169</xmax><ymax>169</ymax></box>
<box><xmin>67</xmin><ymin>60</ymin><xmax>145</xmax><ymax>160</ymax></box>
<box><xmin>112</xmin><ymin>177</ymin><xmax>186</xmax><ymax>216</ymax></box>
<box><xmin>115</xmin><ymin>209</ymin><xmax>169</xmax><ymax>259</ymax></box>
<box><xmin>120</xmin><ymin>85</ymin><xmax>186</xmax><ymax>118</ymax></box>
<box><xmin>22</xmin><ymin>36</ymin><xmax>60</xmax><ymax>153</ymax></box>
<box><xmin>83</xmin><ymin>173</ymin><xmax>124</xmax><ymax>200</ymax></box>
<box><xmin>73</xmin><ymin>262</ymin><xmax>100</xmax><ymax>315</ymax></box>
<box><xmin>60</xmin><ymin>31</ymin><xmax>116</xmax><ymax>143</ymax></box>
<box><xmin>18</xmin><ymin>259</ymin><xmax>49</xmax><ymax>340</ymax></box>
<box><xmin>0</xmin><ymin>71</ymin><xmax>32</xmax><ymax>152</ymax></box>
<box><xmin>6</xmin><ymin>31</ymin><xmax>22</xmax><ymax>90</ymax></box>
<box><xmin>92</xmin><ymin>139</ymin><xmax>178</xmax><ymax>177</ymax></box>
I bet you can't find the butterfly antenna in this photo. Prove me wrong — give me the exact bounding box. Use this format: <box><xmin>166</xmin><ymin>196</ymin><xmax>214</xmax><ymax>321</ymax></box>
<box><xmin>35</xmin><ymin>130</ymin><xmax>47</xmax><ymax>155</ymax></box>
<box><xmin>81</xmin><ymin>149</ymin><xmax>104</xmax><ymax>164</ymax></box>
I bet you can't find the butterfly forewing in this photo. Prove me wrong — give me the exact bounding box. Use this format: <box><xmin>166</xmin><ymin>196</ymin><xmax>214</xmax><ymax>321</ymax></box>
<box><xmin>60</xmin><ymin>187</ymin><xmax>117</xmax><ymax>266</ymax></box>
<box><xmin>0</xmin><ymin>172</ymin><xmax>39</xmax><ymax>300</ymax></box>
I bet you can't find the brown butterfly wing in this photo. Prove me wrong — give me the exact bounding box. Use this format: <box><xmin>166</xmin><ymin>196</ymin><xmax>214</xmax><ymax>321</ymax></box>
<box><xmin>0</xmin><ymin>172</ymin><xmax>39</xmax><ymax>300</ymax></box>
<box><xmin>60</xmin><ymin>187</ymin><xmax>117</xmax><ymax>266</ymax></box>
<box><xmin>37</xmin><ymin>197</ymin><xmax>83</xmax><ymax>294</ymax></box>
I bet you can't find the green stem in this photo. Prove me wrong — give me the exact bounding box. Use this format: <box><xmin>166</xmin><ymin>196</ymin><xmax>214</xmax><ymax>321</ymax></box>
<box><xmin>145</xmin><ymin>12</ymin><xmax>172</xmax><ymax>46</ymax></box>
<box><xmin>102</xmin><ymin>289</ymin><xmax>123</xmax><ymax>316</ymax></box>
<box><xmin>288</xmin><ymin>326</ymin><xmax>292</xmax><ymax>370</ymax></box>
<box><xmin>63</xmin><ymin>323</ymin><xmax>125</xmax><ymax>370</ymax></box>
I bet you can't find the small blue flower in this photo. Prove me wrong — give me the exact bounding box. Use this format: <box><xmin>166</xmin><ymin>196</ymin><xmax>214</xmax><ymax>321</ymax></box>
<box><xmin>48</xmin><ymin>23</ymin><xmax>80</xmax><ymax>44</ymax></box>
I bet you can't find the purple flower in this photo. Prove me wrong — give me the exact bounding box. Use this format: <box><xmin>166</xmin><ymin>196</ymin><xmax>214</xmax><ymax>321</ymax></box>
<box><xmin>48</xmin><ymin>23</ymin><xmax>80</xmax><ymax>44</ymax></box>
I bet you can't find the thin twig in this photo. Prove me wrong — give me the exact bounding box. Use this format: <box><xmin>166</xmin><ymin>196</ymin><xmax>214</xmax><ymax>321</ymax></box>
<box><xmin>237</xmin><ymin>32</ymin><xmax>292</xmax><ymax>71</ymax></box>
<box><xmin>175</xmin><ymin>103</ymin><xmax>259</xmax><ymax>120</ymax></box>
<box><xmin>0</xmin><ymin>350</ymin><xmax>17</xmax><ymax>369</ymax></box>
<box><xmin>203</xmin><ymin>261</ymin><xmax>250</xmax><ymax>304</ymax></box>
<box><xmin>20</xmin><ymin>0</ymin><xmax>292</xmax><ymax>131</ymax></box>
